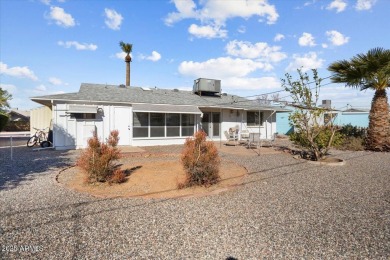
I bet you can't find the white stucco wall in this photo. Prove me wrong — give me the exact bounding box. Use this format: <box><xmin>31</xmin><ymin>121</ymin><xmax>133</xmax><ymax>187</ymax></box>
<box><xmin>51</xmin><ymin>102</ymin><xmax>279</xmax><ymax>150</ymax></box>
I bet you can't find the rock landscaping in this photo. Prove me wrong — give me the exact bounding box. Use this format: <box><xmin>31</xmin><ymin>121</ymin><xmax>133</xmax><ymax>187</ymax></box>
<box><xmin>0</xmin><ymin>142</ymin><xmax>389</xmax><ymax>259</ymax></box>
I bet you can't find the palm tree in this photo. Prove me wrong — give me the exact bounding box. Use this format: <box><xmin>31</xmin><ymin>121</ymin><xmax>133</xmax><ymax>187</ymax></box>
<box><xmin>119</xmin><ymin>41</ymin><xmax>133</xmax><ymax>86</ymax></box>
<box><xmin>328</xmin><ymin>47</ymin><xmax>390</xmax><ymax>151</ymax></box>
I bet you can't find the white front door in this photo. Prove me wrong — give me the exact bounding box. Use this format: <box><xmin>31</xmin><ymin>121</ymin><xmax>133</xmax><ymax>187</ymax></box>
<box><xmin>113</xmin><ymin>107</ymin><xmax>132</xmax><ymax>145</ymax></box>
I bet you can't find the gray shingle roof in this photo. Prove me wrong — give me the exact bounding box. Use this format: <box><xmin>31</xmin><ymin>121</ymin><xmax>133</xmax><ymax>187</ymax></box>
<box><xmin>31</xmin><ymin>83</ymin><xmax>290</xmax><ymax>112</ymax></box>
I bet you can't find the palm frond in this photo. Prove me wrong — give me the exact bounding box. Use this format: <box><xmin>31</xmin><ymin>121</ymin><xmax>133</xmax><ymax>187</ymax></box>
<box><xmin>119</xmin><ymin>41</ymin><xmax>133</xmax><ymax>54</ymax></box>
<box><xmin>328</xmin><ymin>47</ymin><xmax>390</xmax><ymax>91</ymax></box>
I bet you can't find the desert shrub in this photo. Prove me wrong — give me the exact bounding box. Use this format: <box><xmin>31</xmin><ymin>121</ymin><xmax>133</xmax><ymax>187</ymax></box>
<box><xmin>290</xmin><ymin>126</ymin><xmax>344</xmax><ymax>151</ymax></box>
<box><xmin>339</xmin><ymin>124</ymin><xmax>367</xmax><ymax>138</ymax></box>
<box><xmin>108</xmin><ymin>169</ymin><xmax>126</xmax><ymax>184</ymax></box>
<box><xmin>0</xmin><ymin>114</ymin><xmax>9</xmax><ymax>132</ymax></box>
<box><xmin>180</xmin><ymin>130</ymin><xmax>221</xmax><ymax>188</ymax></box>
<box><xmin>337</xmin><ymin>136</ymin><xmax>365</xmax><ymax>151</ymax></box>
<box><xmin>77</xmin><ymin>130</ymin><xmax>124</xmax><ymax>183</ymax></box>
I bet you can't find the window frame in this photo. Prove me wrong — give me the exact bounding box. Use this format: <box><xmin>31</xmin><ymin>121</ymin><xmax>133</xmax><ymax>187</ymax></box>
<box><xmin>247</xmin><ymin>111</ymin><xmax>264</xmax><ymax>127</ymax></box>
<box><xmin>132</xmin><ymin>112</ymin><xmax>196</xmax><ymax>138</ymax></box>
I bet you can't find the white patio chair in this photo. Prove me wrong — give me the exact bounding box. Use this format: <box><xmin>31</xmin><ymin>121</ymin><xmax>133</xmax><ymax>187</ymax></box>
<box><xmin>225</xmin><ymin>128</ymin><xmax>239</xmax><ymax>145</ymax></box>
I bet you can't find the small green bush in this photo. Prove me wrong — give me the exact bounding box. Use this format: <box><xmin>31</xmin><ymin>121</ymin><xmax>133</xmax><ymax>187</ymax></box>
<box><xmin>180</xmin><ymin>130</ymin><xmax>221</xmax><ymax>188</ymax></box>
<box><xmin>77</xmin><ymin>130</ymin><xmax>124</xmax><ymax>183</ymax></box>
<box><xmin>289</xmin><ymin>126</ymin><xmax>344</xmax><ymax>151</ymax></box>
<box><xmin>339</xmin><ymin>124</ymin><xmax>367</xmax><ymax>138</ymax></box>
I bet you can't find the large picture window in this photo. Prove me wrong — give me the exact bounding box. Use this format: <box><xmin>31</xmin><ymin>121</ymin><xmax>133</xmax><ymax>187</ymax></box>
<box><xmin>132</xmin><ymin>112</ymin><xmax>196</xmax><ymax>138</ymax></box>
<box><xmin>247</xmin><ymin>111</ymin><xmax>263</xmax><ymax>126</ymax></box>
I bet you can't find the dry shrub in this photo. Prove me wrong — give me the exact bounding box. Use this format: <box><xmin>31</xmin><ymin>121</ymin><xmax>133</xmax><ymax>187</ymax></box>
<box><xmin>180</xmin><ymin>130</ymin><xmax>220</xmax><ymax>188</ymax></box>
<box><xmin>77</xmin><ymin>130</ymin><xmax>123</xmax><ymax>183</ymax></box>
<box><xmin>108</xmin><ymin>169</ymin><xmax>126</xmax><ymax>184</ymax></box>
<box><xmin>339</xmin><ymin>136</ymin><xmax>365</xmax><ymax>151</ymax></box>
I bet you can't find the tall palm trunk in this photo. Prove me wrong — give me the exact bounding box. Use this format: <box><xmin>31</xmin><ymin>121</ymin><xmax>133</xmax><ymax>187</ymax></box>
<box><xmin>366</xmin><ymin>89</ymin><xmax>390</xmax><ymax>151</ymax></box>
<box><xmin>125</xmin><ymin>54</ymin><xmax>131</xmax><ymax>86</ymax></box>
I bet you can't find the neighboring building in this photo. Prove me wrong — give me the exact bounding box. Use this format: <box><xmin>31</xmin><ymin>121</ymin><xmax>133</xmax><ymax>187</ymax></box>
<box><xmin>335</xmin><ymin>108</ymin><xmax>369</xmax><ymax>128</ymax></box>
<box><xmin>276</xmin><ymin>100</ymin><xmax>371</xmax><ymax>135</ymax></box>
<box><xmin>8</xmin><ymin>109</ymin><xmax>30</xmax><ymax>122</ymax></box>
<box><xmin>31</xmin><ymin>80</ymin><xmax>290</xmax><ymax>150</ymax></box>
<box><xmin>4</xmin><ymin>109</ymin><xmax>30</xmax><ymax>131</ymax></box>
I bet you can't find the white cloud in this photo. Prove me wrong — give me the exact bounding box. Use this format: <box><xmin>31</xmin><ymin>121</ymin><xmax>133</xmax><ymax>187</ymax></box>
<box><xmin>47</xmin><ymin>6</ymin><xmax>75</xmax><ymax>28</ymax></box>
<box><xmin>40</xmin><ymin>0</ymin><xmax>51</xmax><ymax>5</ymax></box>
<box><xmin>298</xmin><ymin>32</ymin><xmax>316</xmax><ymax>47</ymax></box>
<box><xmin>355</xmin><ymin>0</ymin><xmax>376</xmax><ymax>11</ymax></box>
<box><xmin>58</xmin><ymin>41</ymin><xmax>97</xmax><ymax>51</ymax></box>
<box><xmin>0</xmin><ymin>62</ymin><xmax>38</xmax><ymax>81</ymax></box>
<box><xmin>188</xmin><ymin>24</ymin><xmax>227</xmax><ymax>39</ymax></box>
<box><xmin>165</xmin><ymin>0</ymin><xmax>278</xmax><ymax>25</ymax></box>
<box><xmin>48</xmin><ymin>77</ymin><xmax>67</xmax><ymax>85</ymax></box>
<box><xmin>274</xmin><ymin>33</ymin><xmax>285</xmax><ymax>42</ymax></box>
<box><xmin>286</xmin><ymin>52</ymin><xmax>324</xmax><ymax>72</ymax></box>
<box><xmin>164</xmin><ymin>0</ymin><xmax>198</xmax><ymax>25</ymax></box>
<box><xmin>115</xmin><ymin>52</ymin><xmax>127</xmax><ymax>60</ymax></box>
<box><xmin>326</xmin><ymin>0</ymin><xmax>347</xmax><ymax>13</ymax></box>
<box><xmin>237</xmin><ymin>26</ymin><xmax>246</xmax><ymax>34</ymax></box>
<box><xmin>223</xmin><ymin>76</ymin><xmax>281</xmax><ymax>91</ymax></box>
<box><xmin>326</xmin><ymin>30</ymin><xmax>349</xmax><ymax>46</ymax></box>
<box><xmin>104</xmin><ymin>8</ymin><xmax>123</xmax><ymax>30</ymax></box>
<box><xmin>165</xmin><ymin>0</ymin><xmax>278</xmax><ymax>38</ymax></box>
<box><xmin>178</xmin><ymin>57</ymin><xmax>272</xmax><ymax>79</ymax></box>
<box><xmin>140</xmin><ymin>51</ymin><xmax>161</xmax><ymax>62</ymax></box>
<box><xmin>322</xmin><ymin>43</ymin><xmax>329</xmax><ymax>48</ymax></box>
<box><xmin>225</xmin><ymin>40</ymin><xmax>287</xmax><ymax>63</ymax></box>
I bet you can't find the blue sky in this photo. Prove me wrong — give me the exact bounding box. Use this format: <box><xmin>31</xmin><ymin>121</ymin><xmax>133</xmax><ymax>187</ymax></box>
<box><xmin>1</xmin><ymin>0</ymin><xmax>388</xmax><ymax>110</ymax></box>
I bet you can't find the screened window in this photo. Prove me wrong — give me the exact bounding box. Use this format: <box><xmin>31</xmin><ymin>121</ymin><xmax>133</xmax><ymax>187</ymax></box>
<box><xmin>150</xmin><ymin>113</ymin><xmax>165</xmax><ymax>137</ymax></box>
<box><xmin>132</xmin><ymin>112</ymin><xmax>196</xmax><ymax>138</ymax></box>
<box><xmin>181</xmin><ymin>114</ymin><xmax>195</xmax><ymax>136</ymax></box>
<box><xmin>247</xmin><ymin>111</ymin><xmax>263</xmax><ymax>126</ymax></box>
<box><xmin>133</xmin><ymin>112</ymin><xmax>148</xmax><ymax>137</ymax></box>
<box><xmin>166</xmin><ymin>113</ymin><xmax>180</xmax><ymax>137</ymax></box>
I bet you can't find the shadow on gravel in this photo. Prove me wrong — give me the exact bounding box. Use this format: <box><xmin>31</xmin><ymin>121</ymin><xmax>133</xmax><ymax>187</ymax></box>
<box><xmin>0</xmin><ymin>146</ymin><xmax>77</xmax><ymax>191</ymax></box>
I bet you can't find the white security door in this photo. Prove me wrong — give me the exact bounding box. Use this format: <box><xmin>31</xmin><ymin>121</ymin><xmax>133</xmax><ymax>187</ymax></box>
<box><xmin>113</xmin><ymin>107</ymin><xmax>131</xmax><ymax>145</ymax></box>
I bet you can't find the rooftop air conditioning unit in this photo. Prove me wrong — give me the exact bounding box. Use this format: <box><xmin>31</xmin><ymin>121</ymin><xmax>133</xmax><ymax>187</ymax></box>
<box><xmin>322</xmin><ymin>99</ymin><xmax>331</xmax><ymax>108</ymax></box>
<box><xmin>193</xmin><ymin>78</ymin><xmax>221</xmax><ymax>95</ymax></box>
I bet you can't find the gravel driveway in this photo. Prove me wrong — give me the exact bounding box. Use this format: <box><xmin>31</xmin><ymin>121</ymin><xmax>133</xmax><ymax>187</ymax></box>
<box><xmin>0</xmin><ymin>145</ymin><xmax>389</xmax><ymax>259</ymax></box>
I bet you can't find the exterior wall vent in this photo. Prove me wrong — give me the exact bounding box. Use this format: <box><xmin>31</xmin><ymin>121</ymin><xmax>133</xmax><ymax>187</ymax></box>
<box><xmin>193</xmin><ymin>78</ymin><xmax>221</xmax><ymax>96</ymax></box>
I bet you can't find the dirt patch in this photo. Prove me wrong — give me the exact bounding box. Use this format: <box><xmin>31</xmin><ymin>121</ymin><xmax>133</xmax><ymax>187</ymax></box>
<box><xmin>57</xmin><ymin>159</ymin><xmax>247</xmax><ymax>199</ymax></box>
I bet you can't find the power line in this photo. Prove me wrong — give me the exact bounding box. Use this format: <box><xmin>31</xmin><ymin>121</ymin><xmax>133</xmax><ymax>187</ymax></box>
<box><xmin>215</xmin><ymin>78</ymin><xmax>336</xmax><ymax>107</ymax></box>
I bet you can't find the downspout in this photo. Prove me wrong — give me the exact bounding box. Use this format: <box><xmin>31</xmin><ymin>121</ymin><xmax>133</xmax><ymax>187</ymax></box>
<box><xmin>51</xmin><ymin>99</ymin><xmax>55</xmax><ymax>148</ymax></box>
<box><xmin>220</xmin><ymin>107</ymin><xmax>222</xmax><ymax>148</ymax></box>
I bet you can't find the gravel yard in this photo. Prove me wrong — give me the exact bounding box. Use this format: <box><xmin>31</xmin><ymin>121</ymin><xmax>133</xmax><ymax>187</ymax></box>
<box><xmin>0</xmin><ymin>144</ymin><xmax>389</xmax><ymax>259</ymax></box>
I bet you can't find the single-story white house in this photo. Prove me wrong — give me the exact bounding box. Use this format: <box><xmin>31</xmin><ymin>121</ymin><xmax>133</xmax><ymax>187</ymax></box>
<box><xmin>31</xmin><ymin>79</ymin><xmax>290</xmax><ymax>150</ymax></box>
